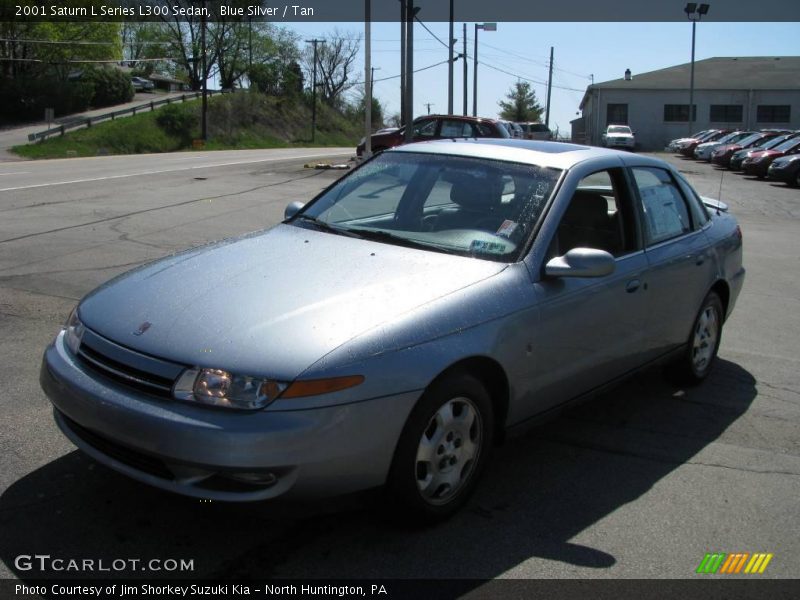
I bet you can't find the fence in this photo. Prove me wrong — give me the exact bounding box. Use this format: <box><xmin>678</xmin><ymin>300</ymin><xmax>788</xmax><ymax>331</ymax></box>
<box><xmin>27</xmin><ymin>89</ymin><xmax>233</xmax><ymax>143</ymax></box>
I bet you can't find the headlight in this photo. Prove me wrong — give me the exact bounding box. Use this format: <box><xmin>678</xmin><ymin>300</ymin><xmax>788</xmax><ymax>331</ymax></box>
<box><xmin>173</xmin><ymin>368</ymin><xmax>287</xmax><ymax>410</ymax></box>
<box><xmin>173</xmin><ymin>368</ymin><xmax>365</xmax><ymax>411</ymax></box>
<box><xmin>63</xmin><ymin>307</ymin><xmax>85</xmax><ymax>355</ymax></box>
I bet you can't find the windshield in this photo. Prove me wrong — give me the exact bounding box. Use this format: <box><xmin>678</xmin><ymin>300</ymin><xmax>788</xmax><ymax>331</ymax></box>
<box><xmin>607</xmin><ymin>126</ymin><xmax>631</xmax><ymax>134</ymax></box>
<box><xmin>734</xmin><ymin>133</ymin><xmax>764</xmax><ymax>147</ymax></box>
<box><xmin>293</xmin><ymin>152</ymin><xmax>561</xmax><ymax>263</ymax></box>
<box><xmin>759</xmin><ymin>135</ymin><xmax>792</xmax><ymax>150</ymax></box>
<box><xmin>773</xmin><ymin>137</ymin><xmax>800</xmax><ymax>152</ymax></box>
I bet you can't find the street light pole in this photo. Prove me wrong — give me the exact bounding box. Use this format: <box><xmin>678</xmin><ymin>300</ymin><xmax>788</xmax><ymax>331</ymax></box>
<box><xmin>462</xmin><ymin>23</ymin><xmax>467</xmax><ymax>116</ymax></box>
<box><xmin>472</xmin><ymin>23</ymin><xmax>495</xmax><ymax>118</ymax></box>
<box><xmin>685</xmin><ymin>3</ymin><xmax>710</xmax><ymax>137</ymax></box>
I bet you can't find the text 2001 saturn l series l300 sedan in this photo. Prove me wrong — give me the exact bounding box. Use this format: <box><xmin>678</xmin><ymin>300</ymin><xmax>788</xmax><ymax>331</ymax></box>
<box><xmin>41</xmin><ymin>139</ymin><xmax>744</xmax><ymax>521</ymax></box>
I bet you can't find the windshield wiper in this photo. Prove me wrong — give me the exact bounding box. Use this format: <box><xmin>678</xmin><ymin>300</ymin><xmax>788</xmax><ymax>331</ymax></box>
<box><xmin>347</xmin><ymin>228</ymin><xmax>451</xmax><ymax>254</ymax></box>
<box><xmin>292</xmin><ymin>215</ymin><xmax>364</xmax><ymax>238</ymax></box>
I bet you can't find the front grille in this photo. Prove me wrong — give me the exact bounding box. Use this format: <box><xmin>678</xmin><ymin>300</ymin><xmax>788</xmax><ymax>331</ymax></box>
<box><xmin>62</xmin><ymin>412</ymin><xmax>175</xmax><ymax>481</ymax></box>
<box><xmin>75</xmin><ymin>328</ymin><xmax>186</xmax><ymax>399</ymax></box>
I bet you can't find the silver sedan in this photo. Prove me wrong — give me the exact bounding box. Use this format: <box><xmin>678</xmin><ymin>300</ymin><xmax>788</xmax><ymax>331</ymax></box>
<box><xmin>40</xmin><ymin>140</ymin><xmax>745</xmax><ymax>521</ymax></box>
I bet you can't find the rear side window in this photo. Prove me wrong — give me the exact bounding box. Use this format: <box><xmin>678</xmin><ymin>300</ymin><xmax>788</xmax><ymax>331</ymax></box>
<box><xmin>632</xmin><ymin>167</ymin><xmax>693</xmax><ymax>245</ymax></box>
<box><xmin>440</xmin><ymin>120</ymin><xmax>474</xmax><ymax>138</ymax></box>
<box><xmin>414</xmin><ymin>120</ymin><xmax>437</xmax><ymax>138</ymax></box>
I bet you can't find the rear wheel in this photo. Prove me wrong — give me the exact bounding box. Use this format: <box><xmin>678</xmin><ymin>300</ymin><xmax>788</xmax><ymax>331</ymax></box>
<box><xmin>386</xmin><ymin>372</ymin><xmax>493</xmax><ymax>522</ymax></box>
<box><xmin>669</xmin><ymin>292</ymin><xmax>724</xmax><ymax>384</ymax></box>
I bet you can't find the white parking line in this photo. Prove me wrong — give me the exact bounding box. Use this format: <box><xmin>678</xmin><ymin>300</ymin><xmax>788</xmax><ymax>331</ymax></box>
<box><xmin>0</xmin><ymin>172</ymin><xmax>30</xmax><ymax>176</ymax></box>
<box><xmin>0</xmin><ymin>152</ymin><xmax>350</xmax><ymax>192</ymax></box>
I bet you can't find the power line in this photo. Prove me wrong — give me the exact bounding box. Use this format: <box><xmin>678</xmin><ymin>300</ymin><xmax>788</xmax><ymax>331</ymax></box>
<box><xmin>352</xmin><ymin>58</ymin><xmax>449</xmax><ymax>86</ymax></box>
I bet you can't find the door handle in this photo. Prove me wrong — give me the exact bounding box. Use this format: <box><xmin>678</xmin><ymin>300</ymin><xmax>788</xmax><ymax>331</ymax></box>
<box><xmin>626</xmin><ymin>279</ymin><xmax>640</xmax><ymax>293</ymax></box>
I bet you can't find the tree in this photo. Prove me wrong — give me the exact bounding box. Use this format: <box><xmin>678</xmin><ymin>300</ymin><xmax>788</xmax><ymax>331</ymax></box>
<box><xmin>303</xmin><ymin>30</ymin><xmax>360</xmax><ymax>107</ymax></box>
<box><xmin>498</xmin><ymin>81</ymin><xmax>543</xmax><ymax>122</ymax></box>
<box><xmin>120</xmin><ymin>23</ymin><xmax>172</xmax><ymax>77</ymax></box>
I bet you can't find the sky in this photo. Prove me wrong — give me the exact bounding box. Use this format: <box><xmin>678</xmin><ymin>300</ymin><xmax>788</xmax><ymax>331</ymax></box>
<box><xmin>283</xmin><ymin>21</ymin><xmax>800</xmax><ymax>136</ymax></box>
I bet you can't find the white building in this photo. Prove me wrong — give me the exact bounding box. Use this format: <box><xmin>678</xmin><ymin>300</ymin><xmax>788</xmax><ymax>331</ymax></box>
<box><xmin>576</xmin><ymin>56</ymin><xmax>800</xmax><ymax>150</ymax></box>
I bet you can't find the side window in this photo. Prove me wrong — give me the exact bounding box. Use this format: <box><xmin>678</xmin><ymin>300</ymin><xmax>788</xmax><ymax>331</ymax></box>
<box><xmin>673</xmin><ymin>171</ymin><xmax>709</xmax><ymax>227</ymax></box>
<box><xmin>440</xmin><ymin>120</ymin><xmax>473</xmax><ymax>138</ymax></box>
<box><xmin>632</xmin><ymin>167</ymin><xmax>693</xmax><ymax>245</ymax></box>
<box><xmin>554</xmin><ymin>169</ymin><xmax>636</xmax><ymax>258</ymax></box>
<box><xmin>413</xmin><ymin>119</ymin><xmax>437</xmax><ymax>138</ymax></box>
<box><xmin>476</xmin><ymin>123</ymin><xmax>495</xmax><ymax>137</ymax></box>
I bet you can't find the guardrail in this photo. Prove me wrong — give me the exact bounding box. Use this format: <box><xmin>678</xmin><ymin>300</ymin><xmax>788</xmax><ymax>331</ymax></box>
<box><xmin>27</xmin><ymin>89</ymin><xmax>233</xmax><ymax>143</ymax></box>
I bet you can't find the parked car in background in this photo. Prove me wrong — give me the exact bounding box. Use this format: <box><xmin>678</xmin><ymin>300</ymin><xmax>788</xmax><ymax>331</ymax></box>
<box><xmin>678</xmin><ymin>130</ymin><xmax>730</xmax><ymax>157</ymax></box>
<box><xmin>742</xmin><ymin>136</ymin><xmax>800</xmax><ymax>178</ymax></box>
<box><xmin>729</xmin><ymin>133</ymin><xmax>798</xmax><ymax>171</ymax></box>
<box><xmin>509</xmin><ymin>122</ymin><xmax>525</xmax><ymax>139</ymax></box>
<box><xmin>518</xmin><ymin>122</ymin><xmax>553</xmax><ymax>140</ymax></box>
<box><xmin>667</xmin><ymin>130</ymin><xmax>712</xmax><ymax>152</ymax></box>
<box><xmin>131</xmin><ymin>77</ymin><xmax>154</xmax><ymax>92</ymax></box>
<box><xmin>40</xmin><ymin>139</ymin><xmax>744</xmax><ymax>520</ymax></box>
<box><xmin>356</xmin><ymin>114</ymin><xmax>509</xmax><ymax>157</ymax></box>
<box><xmin>711</xmin><ymin>131</ymin><xmax>786</xmax><ymax>169</ymax></box>
<box><xmin>601</xmin><ymin>124</ymin><xmax>636</xmax><ymax>150</ymax></box>
<box><xmin>767</xmin><ymin>153</ymin><xmax>800</xmax><ymax>187</ymax></box>
<box><xmin>693</xmin><ymin>131</ymin><xmax>754</xmax><ymax>161</ymax></box>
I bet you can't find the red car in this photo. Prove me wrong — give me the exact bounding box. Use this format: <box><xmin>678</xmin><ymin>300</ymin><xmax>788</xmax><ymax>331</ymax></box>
<box><xmin>741</xmin><ymin>136</ymin><xmax>800</xmax><ymax>178</ymax></box>
<box><xmin>711</xmin><ymin>131</ymin><xmax>787</xmax><ymax>169</ymax></box>
<box><xmin>678</xmin><ymin>129</ymin><xmax>730</xmax><ymax>157</ymax></box>
<box><xmin>356</xmin><ymin>114</ymin><xmax>509</xmax><ymax>157</ymax></box>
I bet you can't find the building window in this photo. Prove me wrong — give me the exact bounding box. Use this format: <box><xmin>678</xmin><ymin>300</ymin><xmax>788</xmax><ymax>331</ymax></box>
<box><xmin>606</xmin><ymin>104</ymin><xmax>628</xmax><ymax>125</ymax></box>
<box><xmin>757</xmin><ymin>105</ymin><xmax>791</xmax><ymax>123</ymax></box>
<box><xmin>664</xmin><ymin>104</ymin><xmax>696</xmax><ymax>122</ymax></box>
<box><xmin>709</xmin><ymin>105</ymin><xmax>743</xmax><ymax>122</ymax></box>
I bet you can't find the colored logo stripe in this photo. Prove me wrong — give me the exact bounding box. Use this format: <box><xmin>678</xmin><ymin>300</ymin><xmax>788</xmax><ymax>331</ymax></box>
<box><xmin>697</xmin><ymin>552</ymin><xmax>773</xmax><ymax>574</ymax></box>
<box><xmin>697</xmin><ymin>553</ymin><xmax>726</xmax><ymax>574</ymax></box>
<box><xmin>744</xmin><ymin>553</ymin><xmax>774</xmax><ymax>574</ymax></box>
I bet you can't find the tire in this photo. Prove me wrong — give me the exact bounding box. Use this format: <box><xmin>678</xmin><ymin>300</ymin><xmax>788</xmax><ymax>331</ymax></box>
<box><xmin>791</xmin><ymin>170</ymin><xmax>800</xmax><ymax>188</ymax></box>
<box><xmin>386</xmin><ymin>372</ymin><xmax>494</xmax><ymax>522</ymax></box>
<box><xmin>670</xmin><ymin>292</ymin><xmax>724</xmax><ymax>385</ymax></box>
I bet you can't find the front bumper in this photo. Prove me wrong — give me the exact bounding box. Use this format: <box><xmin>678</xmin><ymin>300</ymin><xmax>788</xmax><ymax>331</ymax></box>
<box><xmin>605</xmin><ymin>138</ymin><xmax>635</xmax><ymax>149</ymax></box>
<box><xmin>41</xmin><ymin>332</ymin><xmax>418</xmax><ymax>501</ymax></box>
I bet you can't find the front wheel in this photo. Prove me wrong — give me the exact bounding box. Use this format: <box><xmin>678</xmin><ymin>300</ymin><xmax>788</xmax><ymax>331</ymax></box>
<box><xmin>669</xmin><ymin>292</ymin><xmax>724</xmax><ymax>384</ymax></box>
<box><xmin>386</xmin><ymin>372</ymin><xmax>493</xmax><ymax>522</ymax></box>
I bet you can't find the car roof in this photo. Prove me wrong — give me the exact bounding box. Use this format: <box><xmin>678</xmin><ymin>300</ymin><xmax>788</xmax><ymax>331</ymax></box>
<box><xmin>417</xmin><ymin>114</ymin><xmax>500</xmax><ymax>124</ymax></box>
<box><xmin>391</xmin><ymin>138</ymin><xmax>666</xmax><ymax>170</ymax></box>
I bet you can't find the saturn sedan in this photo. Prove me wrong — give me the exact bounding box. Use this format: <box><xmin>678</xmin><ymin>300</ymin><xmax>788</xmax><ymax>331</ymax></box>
<box><xmin>41</xmin><ymin>140</ymin><xmax>745</xmax><ymax>521</ymax></box>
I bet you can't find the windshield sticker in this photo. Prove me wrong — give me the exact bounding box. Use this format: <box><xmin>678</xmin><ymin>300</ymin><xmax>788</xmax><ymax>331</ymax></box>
<box><xmin>470</xmin><ymin>240</ymin><xmax>507</xmax><ymax>254</ymax></box>
<box><xmin>496</xmin><ymin>220</ymin><xmax>518</xmax><ymax>238</ymax></box>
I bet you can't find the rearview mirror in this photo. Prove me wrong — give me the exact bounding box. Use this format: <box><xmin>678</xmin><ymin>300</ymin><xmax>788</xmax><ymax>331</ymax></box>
<box><xmin>284</xmin><ymin>201</ymin><xmax>305</xmax><ymax>220</ymax></box>
<box><xmin>545</xmin><ymin>248</ymin><xmax>615</xmax><ymax>278</ymax></box>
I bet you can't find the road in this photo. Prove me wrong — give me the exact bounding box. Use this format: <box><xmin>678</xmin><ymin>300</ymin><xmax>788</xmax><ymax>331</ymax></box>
<box><xmin>0</xmin><ymin>148</ymin><xmax>798</xmax><ymax>586</ymax></box>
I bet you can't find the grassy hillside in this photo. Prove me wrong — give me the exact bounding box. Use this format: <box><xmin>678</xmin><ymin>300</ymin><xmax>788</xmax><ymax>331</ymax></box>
<box><xmin>13</xmin><ymin>92</ymin><xmax>361</xmax><ymax>159</ymax></box>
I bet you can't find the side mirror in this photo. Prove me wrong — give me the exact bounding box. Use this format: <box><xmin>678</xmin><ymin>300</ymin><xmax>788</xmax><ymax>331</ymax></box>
<box><xmin>284</xmin><ymin>201</ymin><xmax>305</xmax><ymax>220</ymax></box>
<box><xmin>545</xmin><ymin>248</ymin><xmax>615</xmax><ymax>278</ymax></box>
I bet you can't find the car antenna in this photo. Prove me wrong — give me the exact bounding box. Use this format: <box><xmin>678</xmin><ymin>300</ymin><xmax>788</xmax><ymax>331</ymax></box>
<box><xmin>716</xmin><ymin>168</ymin><xmax>724</xmax><ymax>215</ymax></box>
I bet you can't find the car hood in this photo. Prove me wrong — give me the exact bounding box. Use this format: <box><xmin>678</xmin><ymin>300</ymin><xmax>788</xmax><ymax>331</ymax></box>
<box><xmin>78</xmin><ymin>224</ymin><xmax>506</xmax><ymax>379</ymax></box>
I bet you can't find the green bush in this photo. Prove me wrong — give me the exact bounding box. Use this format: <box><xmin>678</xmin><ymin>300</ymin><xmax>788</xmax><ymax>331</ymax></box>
<box><xmin>156</xmin><ymin>103</ymin><xmax>198</xmax><ymax>143</ymax></box>
<box><xmin>81</xmin><ymin>66</ymin><xmax>135</xmax><ymax>108</ymax></box>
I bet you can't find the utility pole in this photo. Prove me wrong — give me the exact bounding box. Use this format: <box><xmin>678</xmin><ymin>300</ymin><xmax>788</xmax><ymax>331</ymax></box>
<box><xmin>424</xmin><ymin>102</ymin><xmax>434</xmax><ymax>114</ymax></box>
<box><xmin>200</xmin><ymin>0</ymin><xmax>207</xmax><ymax>141</ymax></box>
<box><xmin>545</xmin><ymin>46</ymin><xmax>554</xmax><ymax>127</ymax></box>
<box><xmin>404</xmin><ymin>1</ymin><xmax>416</xmax><ymax>142</ymax></box>
<box><xmin>365</xmin><ymin>0</ymin><xmax>372</xmax><ymax>157</ymax></box>
<box><xmin>306</xmin><ymin>39</ymin><xmax>323</xmax><ymax>143</ymax></box>
<box><xmin>400</xmin><ymin>0</ymin><xmax>406</xmax><ymax>126</ymax></box>
<box><xmin>447</xmin><ymin>0</ymin><xmax>454</xmax><ymax>115</ymax></box>
<box><xmin>462</xmin><ymin>23</ymin><xmax>467</xmax><ymax>116</ymax></box>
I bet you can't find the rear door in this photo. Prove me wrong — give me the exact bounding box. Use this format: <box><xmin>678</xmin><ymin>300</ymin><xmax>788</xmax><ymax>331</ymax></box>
<box><xmin>630</xmin><ymin>166</ymin><xmax>715</xmax><ymax>357</ymax></box>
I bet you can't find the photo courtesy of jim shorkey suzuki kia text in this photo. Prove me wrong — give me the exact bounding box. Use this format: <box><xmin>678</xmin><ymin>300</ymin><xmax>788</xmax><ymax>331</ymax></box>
<box><xmin>15</xmin><ymin>583</ymin><xmax>390</xmax><ymax>596</ymax></box>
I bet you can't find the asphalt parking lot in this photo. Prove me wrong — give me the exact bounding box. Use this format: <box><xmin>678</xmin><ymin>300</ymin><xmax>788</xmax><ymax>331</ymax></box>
<box><xmin>0</xmin><ymin>147</ymin><xmax>798</xmax><ymax>585</ymax></box>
